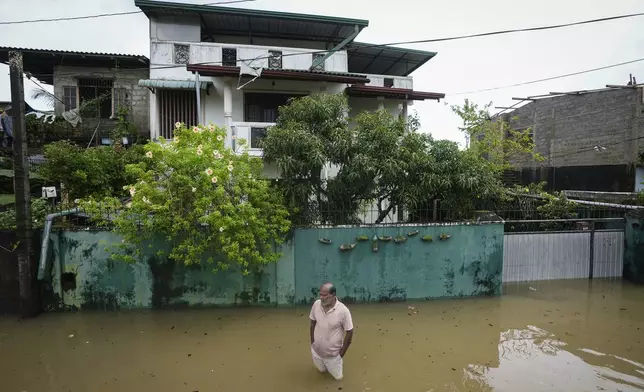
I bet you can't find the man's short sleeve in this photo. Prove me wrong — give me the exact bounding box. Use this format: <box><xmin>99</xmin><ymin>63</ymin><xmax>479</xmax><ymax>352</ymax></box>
<box><xmin>342</xmin><ymin>307</ymin><xmax>354</xmax><ymax>331</ymax></box>
<box><xmin>309</xmin><ymin>300</ymin><xmax>318</xmax><ymax>321</ymax></box>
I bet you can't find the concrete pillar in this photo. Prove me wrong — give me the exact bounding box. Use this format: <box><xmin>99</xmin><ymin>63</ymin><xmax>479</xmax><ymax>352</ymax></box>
<box><xmin>148</xmin><ymin>89</ymin><xmax>158</xmax><ymax>139</ymax></box>
<box><xmin>223</xmin><ymin>77</ymin><xmax>233</xmax><ymax>149</ymax></box>
<box><xmin>402</xmin><ymin>101</ymin><xmax>409</xmax><ymax>123</ymax></box>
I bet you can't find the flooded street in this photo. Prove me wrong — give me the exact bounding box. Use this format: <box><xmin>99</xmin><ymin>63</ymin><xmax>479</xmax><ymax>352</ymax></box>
<box><xmin>1</xmin><ymin>279</ymin><xmax>643</xmax><ymax>392</ymax></box>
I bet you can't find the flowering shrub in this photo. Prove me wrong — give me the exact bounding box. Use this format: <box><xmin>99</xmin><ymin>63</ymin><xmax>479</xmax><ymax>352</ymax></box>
<box><xmin>81</xmin><ymin>123</ymin><xmax>291</xmax><ymax>275</ymax></box>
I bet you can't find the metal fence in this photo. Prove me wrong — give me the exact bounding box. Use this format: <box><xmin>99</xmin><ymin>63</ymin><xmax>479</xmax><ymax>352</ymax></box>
<box><xmin>502</xmin><ymin>219</ymin><xmax>624</xmax><ymax>283</ymax></box>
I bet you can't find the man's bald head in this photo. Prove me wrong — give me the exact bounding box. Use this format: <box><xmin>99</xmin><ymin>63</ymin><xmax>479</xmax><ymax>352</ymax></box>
<box><xmin>319</xmin><ymin>282</ymin><xmax>337</xmax><ymax>305</ymax></box>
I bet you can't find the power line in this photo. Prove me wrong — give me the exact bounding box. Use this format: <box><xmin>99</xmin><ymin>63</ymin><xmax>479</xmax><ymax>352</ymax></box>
<box><xmin>449</xmin><ymin>57</ymin><xmax>644</xmax><ymax>96</ymax></box>
<box><xmin>0</xmin><ymin>0</ymin><xmax>256</xmax><ymax>25</ymax></box>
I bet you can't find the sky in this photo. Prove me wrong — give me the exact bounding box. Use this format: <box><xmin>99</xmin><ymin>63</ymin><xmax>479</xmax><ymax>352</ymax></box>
<box><xmin>1</xmin><ymin>0</ymin><xmax>643</xmax><ymax>146</ymax></box>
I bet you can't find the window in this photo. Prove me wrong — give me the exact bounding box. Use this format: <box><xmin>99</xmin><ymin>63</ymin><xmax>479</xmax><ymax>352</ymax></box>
<box><xmin>311</xmin><ymin>53</ymin><xmax>326</xmax><ymax>71</ymax></box>
<box><xmin>222</xmin><ymin>48</ymin><xmax>237</xmax><ymax>67</ymax></box>
<box><xmin>158</xmin><ymin>89</ymin><xmax>198</xmax><ymax>139</ymax></box>
<box><xmin>384</xmin><ymin>78</ymin><xmax>394</xmax><ymax>88</ymax></box>
<box><xmin>268</xmin><ymin>51</ymin><xmax>282</xmax><ymax>69</ymax></box>
<box><xmin>174</xmin><ymin>44</ymin><xmax>190</xmax><ymax>64</ymax></box>
<box><xmin>78</xmin><ymin>78</ymin><xmax>114</xmax><ymax>119</ymax></box>
<box><xmin>244</xmin><ymin>93</ymin><xmax>305</xmax><ymax>148</ymax></box>
<box><xmin>62</xmin><ymin>86</ymin><xmax>77</xmax><ymax>111</ymax></box>
<box><xmin>112</xmin><ymin>88</ymin><xmax>129</xmax><ymax>117</ymax></box>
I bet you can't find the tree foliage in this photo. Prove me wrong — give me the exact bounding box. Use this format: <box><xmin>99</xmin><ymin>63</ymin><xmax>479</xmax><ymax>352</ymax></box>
<box><xmin>262</xmin><ymin>93</ymin><xmax>504</xmax><ymax>224</ymax></box>
<box><xmin>80</xmin><ymin>123</ymin><xmax>291</xmax><ymax>274</ymax></box>
<box><xmin>452</xmin><ymin>99</ymin><xmax>542</xmax><ymax>172</ymax></box>
<box><xmin>39</xmin><ymin>141</ymin><xmax>146</xmax><ymax>201</ymax></box>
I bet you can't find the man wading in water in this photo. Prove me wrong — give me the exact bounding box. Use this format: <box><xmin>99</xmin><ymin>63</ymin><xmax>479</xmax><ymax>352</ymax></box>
<box><xmin>309</xmin><ymin>282</ymin><xmax>354</xmax><ymax>380</ymax></box>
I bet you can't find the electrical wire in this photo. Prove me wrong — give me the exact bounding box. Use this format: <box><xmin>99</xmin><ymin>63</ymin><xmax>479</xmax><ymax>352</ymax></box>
<box><xmin>449</xmin><ymin>57</ymin><xmax>644</xmax><ymax>96</ymax></box>
<box><xmin>0</xmin><ymin>0</ymin><xmax>256</xmax><ymax>25</ymax></box>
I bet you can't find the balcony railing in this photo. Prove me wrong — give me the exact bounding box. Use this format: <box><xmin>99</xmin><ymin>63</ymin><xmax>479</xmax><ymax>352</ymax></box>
<box><xmin>151</xmin><ymin>41</ymin><xmax>349</xmax><ymax>73</ymax></box>
<box><xmin>232</xmin><ymin>122</ymin><xmax>275</xmax><ymax>156</ymax></box>
<box><xmin>363</xmin><ymin>74</ymin><xmax>413</xmax><ymax>89</ymax></box>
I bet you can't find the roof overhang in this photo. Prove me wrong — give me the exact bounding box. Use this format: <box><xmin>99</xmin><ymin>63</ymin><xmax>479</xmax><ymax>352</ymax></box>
<box><xmin>347</xmin><ymin>42</ymin><xmax>437</xmax><ymax>76</ymax></box>
<box><xmin>0</xmin><ymin>47</ymin><xmax>149</xmax><ymax>84</ymax></box>
<box><xmin>187</xmin><ymin>64</ymin><xmax>370</xmax><ymax>84</ymax></box>
<box><xmin>346</xmin><ymin>85</ymin><xmax>445</xmax><ymax>101</ymax></box>
<box><xmin>135</xmin><ymin>0</ymin><xmax>369</xmax><ymax>44</ymax></box>
<box><xmin>138</xmin><ymin>79</ymin><xmax>211</xmax><ymax>90</ymax></box>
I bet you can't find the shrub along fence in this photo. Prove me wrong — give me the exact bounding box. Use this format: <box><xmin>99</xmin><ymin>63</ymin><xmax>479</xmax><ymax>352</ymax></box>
<box><xmin>36</xmin><ymin>222</ymin><xmax>504</xmax><ymax>311</ymax></box>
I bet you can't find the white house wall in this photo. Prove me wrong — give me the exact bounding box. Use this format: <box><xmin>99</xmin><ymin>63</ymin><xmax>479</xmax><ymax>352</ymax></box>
<box><xmin>150</xmin><ymin>15</ymin><xmax>201</xmax><ymax>42</ymax></box>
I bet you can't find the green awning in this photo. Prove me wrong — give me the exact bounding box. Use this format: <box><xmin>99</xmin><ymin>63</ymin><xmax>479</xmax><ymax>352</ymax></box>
<box><xmin>138</xmin><ymin>79</ymin><xmax>211</xmax><ymax>90</ymax></box>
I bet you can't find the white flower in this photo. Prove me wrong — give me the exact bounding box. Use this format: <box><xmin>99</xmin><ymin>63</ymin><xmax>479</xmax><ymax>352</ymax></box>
<box><xmin>227</xmin><ymin>165</ymin><xmax>234</xmax><ymax>172</ymax></box>
<box><xmin>193</xmin><ymin>126</ymin><xmax>200</xmax><ymax>133</ymax></box>
<box><xmin>205</xmin><ymin>168</ymin><xmax>214</xmax><ymax>176</ymax></box>
<box><xmin>211</xmin><ymin>176</ymin><xmax>218</xmax><ymax>184</ymax></box>
<box><xmin>174</xmin><ymin>137</ymin><xmax>180</xmax><ymax>143</ymax></box>
<box><xmin>129</xmin><ymin>187</ymin><xmax>136</xmax><ymax>196</ymax></box>
<box><xmin>142</xmin><ymin>196</ymin><xmax>150</xmax><ymax>204</ymax></box>
<box><xmin>191</xmin><ymin>187</ymin><xmax>197</xmax><ymax>193</ymax></box>
<box><xmin>216</xmin><ymin>135</ymin><xmax>223</xmax><ymax>141</ymax></box>
<box><xmin>208</xmin><ymin>125</ymin><xmax>215</xmax><ymax>132</ymax></box>
<box><xmin>231</xmin><ymin>135</ymin><xmax>237</xmax><ymax>140</ymax></box>
<box><xmin>219</xmin><ymin>227</ymin><xmax>225</xmax><ymax>232</ymax></box>
<box><xmin>175</xmin><ymin>122</ymin><xmax>182</xmax><ymax>129</ymax></box>
<box><xmin>228</xmin><ymin>160</ymin><xmax>233</xmax><ymax>165</ymax></box>
<box><xmin>213</xmin><ymin>150</ymin><xmax>222</xmax><ymax>159</ymax></box>
<box><xmin>197</xmin><ymin>144</ymin><xmax>203</xmax><ymax>150</ymax></box>
<box><xmin>74</xmin><ymin>199</ymin><xmax>80</xmax><ymax>204</ymax></box>
<box><xmin>248</xmin><ymin>174</ymin><xmax>253</xmax><ymax>179</ymax></box>
<box><xmin>126</xmin><ymin>202</ymin><xmax>132</xmax><ymax>208</ymax></box>
<box><xmin>196</xmin><ymin>149</ymin><xmax>203</xmax><ymax>156</ymax></box>
<box><xmin>145</xmin><ymin>151</ymin><xmax>153</xmax><ymax>158</ymax></box>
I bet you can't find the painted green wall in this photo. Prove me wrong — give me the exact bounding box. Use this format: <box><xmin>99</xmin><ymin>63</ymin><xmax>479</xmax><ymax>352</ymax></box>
<box><xmin>624</xmin><ymin>213</ymin><xmax>644</xmax><ymax>284</ymax></box>
<box><xmin>293</xmin><ymin>224</ymin><xmax>504</xmax><ymax>304</ymax></box>
<box><xmin>44</xmin><ymin>223</ymin><xmax>504</xmax><ymax>310</ymax></box>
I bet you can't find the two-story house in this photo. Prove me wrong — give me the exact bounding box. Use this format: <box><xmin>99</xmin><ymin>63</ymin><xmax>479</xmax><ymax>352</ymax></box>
<box><xmin>500</xmin><ymin>85</ymin><xmax>644</xmax><ymax>192</ymax></box>
<box><xmin>136</xmin><ymin>0</ymin><xmax>444</xmax><ymax>161</ymax></box>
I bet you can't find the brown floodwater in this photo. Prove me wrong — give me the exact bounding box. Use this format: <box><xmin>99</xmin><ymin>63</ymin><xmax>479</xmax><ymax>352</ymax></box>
<box><xmin>1</xmin><ymin>279</ymin><xmax>643</xmax><ymax>392</ymax></box>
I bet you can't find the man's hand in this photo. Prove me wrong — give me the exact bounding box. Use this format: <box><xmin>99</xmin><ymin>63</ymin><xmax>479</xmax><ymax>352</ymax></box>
<box><xmin>339</xmin><ymin>329</ymin><xmax>353</xmax><ymax>358</ymax></box>
<box><xmin>310</xmin><ymin>319</ymin><xmax>316</xmax><ymax>346</ymax></box>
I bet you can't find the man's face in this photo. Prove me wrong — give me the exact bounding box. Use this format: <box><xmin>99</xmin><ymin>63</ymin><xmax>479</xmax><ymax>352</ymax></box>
<box><xmin>319</xmin><ymin>285</ymin><xmax>335</xmax><ymax>306</ymax></box>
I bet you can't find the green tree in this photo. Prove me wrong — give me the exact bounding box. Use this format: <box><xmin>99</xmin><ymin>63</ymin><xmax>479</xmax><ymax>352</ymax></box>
<box><xmin>39</xmin><ymin>141</ymin><xmax>146</xmax><ymax>201</ymax></box>
<box><xmin>262</xmin><ymin>93</ymin><xmax>504</xmax><ymax>224</ymax></box>
<box><xmin>452</xmin><ymin>99</ymin><xmax>542</xmax><ymax>172</ymax></box>
<box><xmin>81</xmin><ymin>123</ymin><xmax>291</xmax><ymax>275</ymax></box>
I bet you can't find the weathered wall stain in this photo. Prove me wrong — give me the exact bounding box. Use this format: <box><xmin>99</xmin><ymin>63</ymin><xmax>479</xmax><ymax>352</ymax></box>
<box><xmin>39</xmin><ymin>223</ymin><xmax>504</xmax><ymax>311</ymax></box>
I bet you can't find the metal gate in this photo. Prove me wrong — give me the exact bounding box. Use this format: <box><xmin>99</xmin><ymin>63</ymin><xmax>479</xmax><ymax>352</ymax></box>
<box><xmin>503</xmin><ymin>229</ymin><xmax>624</xmax><ymax>282</ymax></box>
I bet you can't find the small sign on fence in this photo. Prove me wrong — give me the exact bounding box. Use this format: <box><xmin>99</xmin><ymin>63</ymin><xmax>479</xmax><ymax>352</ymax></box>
<box><xmin>41</xmin><ymin>186</ymin><xmax>57</xmax><ymax>199</ymax></box>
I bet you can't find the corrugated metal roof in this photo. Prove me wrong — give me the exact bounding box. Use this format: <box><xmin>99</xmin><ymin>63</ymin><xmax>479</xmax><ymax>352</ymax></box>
<box><xmin>347</xmin><ymin>42</ymin><xmax>437</xmax><ymax>76</ymax></box>
<box><xmin>0</xmin><ymin>46</ymin><xmax>148</xmax><ymax>61</ymax></box>
<box><xmin>187</xmin><ymin>64</ymin><xmax>369</xmax><ymax>84</ymax></box>
<box><xmin>135</xmin><ymin>0</ymin><xmax>368</xmax><ymax>44</ymax></box>
<box><xmin>138</xmin><ymin>79</ymin><xmax>211</xmax><ymax>90</ymax></box>
<box><xmin>0</xmin><ymin>47</ymin><xmax>149</xmax><ymax>84</ymax></box>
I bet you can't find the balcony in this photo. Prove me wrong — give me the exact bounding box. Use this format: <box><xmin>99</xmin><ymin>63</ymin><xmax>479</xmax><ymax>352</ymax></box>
<box><xmin>232</xmin><ymin>122</ymin><xmax>275</xmax><ymax>157</ymax></box>
<box><xmin>363</xmin><ymin>74</ymin><xmax>413</xmax><ymax>90</ymax></box>
<box><xmin>150</xmin><ymin>41</ymin><xmax>348</xmax><ymax>74</ymax></box>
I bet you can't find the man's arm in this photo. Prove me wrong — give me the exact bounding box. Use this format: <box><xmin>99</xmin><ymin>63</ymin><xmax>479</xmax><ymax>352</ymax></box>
<box><xmin>310</xmin><ymin>319</ymin><xmax>316</xmax><ymax>345</ymax></box>
<box><xmin>339</xmin><ymin>329</ymin><xmax>353</xmax><ymax>358</ymax></box>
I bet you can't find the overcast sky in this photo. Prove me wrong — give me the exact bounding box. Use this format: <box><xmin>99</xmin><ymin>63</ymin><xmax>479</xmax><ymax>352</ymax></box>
<box><xmin>1</xmin><ymin>0</ymin><xmax>643</xmax><ymax>145</ymax></box>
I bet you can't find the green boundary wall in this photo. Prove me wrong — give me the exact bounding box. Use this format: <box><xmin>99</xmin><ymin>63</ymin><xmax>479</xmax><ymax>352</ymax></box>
<box><xmin>41</xmin><ymin>223</ymin><xmax>504</xmax><ymax>310</ymax></box>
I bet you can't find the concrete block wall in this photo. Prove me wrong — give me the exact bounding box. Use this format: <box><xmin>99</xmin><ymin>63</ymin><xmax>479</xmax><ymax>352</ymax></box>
<box><xmin>504</xmin><ymin>87</ymin><xmax>644</xmax><ymax>168</ymax></box>
<box><xmin>53</xmin><ymin>65</ymin><xmax>150</xmax><ymax>138</ymax></box>
<box><xmin>41</xmin><ymin>223</ymin><xmax>504</xmax><ymax>311</ymax></box>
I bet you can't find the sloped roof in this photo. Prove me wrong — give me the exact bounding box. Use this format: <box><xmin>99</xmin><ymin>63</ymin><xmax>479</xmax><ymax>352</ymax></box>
<box><xmin>135</xmin><ymin>0</ymin><xmax>368</xmax><ymax>44</ymax></box>
<box><xmin>347</xmin><ymin>42</ymin><xmax>437</xmax><ymax>76</ymax></box>
<box><xmin>0</xmin><ymin>47</ymin><xmax>149</xmax><ymax>84</ymax></box>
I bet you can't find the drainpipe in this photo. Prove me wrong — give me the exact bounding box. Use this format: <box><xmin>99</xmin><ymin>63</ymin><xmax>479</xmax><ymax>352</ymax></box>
<box><xmin>195</xmin><ymin>72</ymin><xmax>202</xmax><ymax>124</ymax></box>
<box><xmin>223</xmin><ymin>78</ymin><xmax>233</xmax><ymax>149</ymax></box>
<box><xmin>37</xmin><ymin>209</ymin><xmax>78</xmax><ymax>280</ymax></box>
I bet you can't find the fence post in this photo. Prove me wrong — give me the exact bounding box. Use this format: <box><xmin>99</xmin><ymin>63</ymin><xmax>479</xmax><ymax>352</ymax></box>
<box><xmin>589</xmin><ymin>221</ymin><xmax>595</xmax><ymax>279</ymax></box>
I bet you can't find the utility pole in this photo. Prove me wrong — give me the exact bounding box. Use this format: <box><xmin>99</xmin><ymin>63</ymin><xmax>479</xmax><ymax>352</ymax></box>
<box><xmin>9</xmin><ymin>51</ymin><xmax>36</xmax><ymax>318</ymax></box>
